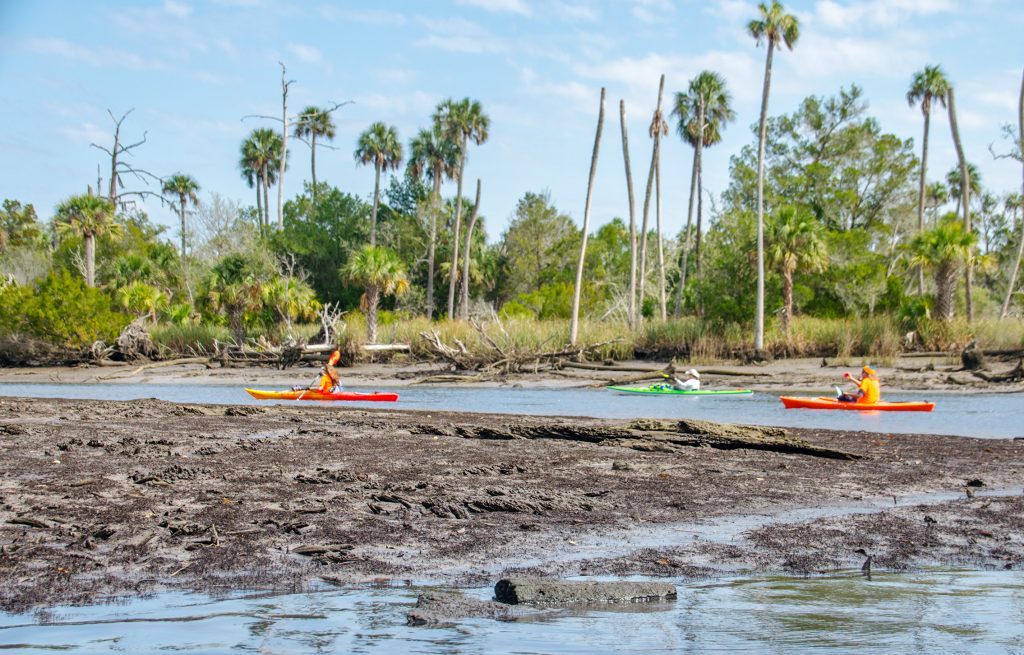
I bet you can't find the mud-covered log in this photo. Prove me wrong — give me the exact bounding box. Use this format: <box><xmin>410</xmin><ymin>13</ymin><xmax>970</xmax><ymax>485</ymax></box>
<box><xmin>494</xmin><ymin>578</ymin><xmax>676</xmax><ymax>605</ymax></box>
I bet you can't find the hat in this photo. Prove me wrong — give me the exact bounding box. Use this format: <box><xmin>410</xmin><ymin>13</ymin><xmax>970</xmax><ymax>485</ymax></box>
<box><xmin>862</xmin><ymin>365</ymin><xmax>875</xmax><ymax>376</ymax></box>
<box><xmin>685</xmin><ymin>368</ymin><xmax>700</xmax><ymax>379</ymax></box>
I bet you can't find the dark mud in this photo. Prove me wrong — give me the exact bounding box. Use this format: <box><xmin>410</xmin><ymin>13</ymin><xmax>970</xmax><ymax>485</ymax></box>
<box><xmin>0</xmin><ymin>396</ymin><xmax>1021</xmax><ymax>612</ymax></box>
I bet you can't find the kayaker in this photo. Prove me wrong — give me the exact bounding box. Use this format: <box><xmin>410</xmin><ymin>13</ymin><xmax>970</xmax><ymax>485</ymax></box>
<box><xmin>836</xmin><ymin>365</ymin><xmax>880</xmax><ymax>403</ymax></box>
<box><xmin>318</xmin><ymin>350</ymin><xmax>343</xmax><ymax>393</ymax></box>
<box><xmin>669</xmin><ymin>369</ymin><xmax>701</xmax><ymax>391</ymax></box>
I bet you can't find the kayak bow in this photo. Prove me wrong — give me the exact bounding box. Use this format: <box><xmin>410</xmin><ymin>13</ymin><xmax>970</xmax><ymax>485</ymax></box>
<box><xmin>607</xmin><ymin>385</ymin><xmax>753</xmax><ymax>396</ymax></box>
<box><xmin>780</xmin><ymin>396</ymin><xmax>934</xmax><ymax>412</ymax></box>
<box><xmin>245</xmin><ymin>388</ymin><xmax>399</xmax><ymax>402</ymax></box>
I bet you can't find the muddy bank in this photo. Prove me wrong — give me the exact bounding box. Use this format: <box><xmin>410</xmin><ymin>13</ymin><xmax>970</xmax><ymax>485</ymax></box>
<box><xmin>1</xmin><ymin>353</ymin><xmax>1023</xmax><ymax>394</ymax></box>
<box><xmin>0</xmin><ymin>396</ymin><xmax>1021</xmax><ymax>612</ymax></box>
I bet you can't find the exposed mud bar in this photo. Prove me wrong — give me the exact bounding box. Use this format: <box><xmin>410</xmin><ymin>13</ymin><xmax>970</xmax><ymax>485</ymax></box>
<box><xmin>0</xmin><ymin>396</ymin><xmax>1021</xmax><ymax>612</ymax></box>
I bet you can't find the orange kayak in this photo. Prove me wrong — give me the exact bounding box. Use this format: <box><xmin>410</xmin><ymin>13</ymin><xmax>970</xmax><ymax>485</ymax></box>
<box><xmin>246</xmin><ymin>388</ymin><xmax>398</xmax><ymax>402</ymax></box>
<box><xmin>780</xmin><ymin>396</ymin><xmax>934</xmax><ymax>412</ymax></box>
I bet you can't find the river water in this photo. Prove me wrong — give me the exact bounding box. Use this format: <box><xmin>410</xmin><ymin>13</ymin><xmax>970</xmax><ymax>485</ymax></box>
<box><xmin>1</xmin><ymin>382</ymin><xmax>1021</xmax><ymax>438</ymax></box>
<box><xmin>1</xmin><ymin>571</ymin><xmax>1021</xmax><ymax>654</ymax></box>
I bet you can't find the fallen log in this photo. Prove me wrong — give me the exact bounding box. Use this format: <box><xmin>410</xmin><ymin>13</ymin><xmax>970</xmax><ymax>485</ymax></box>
<box><xmin>97</xmin><ymin>357</ymin><xmax>210</xmax><ymax>379</ymax></box>
<box><xmin>494</xmin><ymin>578</ymin><xmax>676</xmax><ymax>605</ymax></box>
<box><xmin>361</xmin><ymin>344</ymin><xmax>411</xmax><ymax>352</ymax></box>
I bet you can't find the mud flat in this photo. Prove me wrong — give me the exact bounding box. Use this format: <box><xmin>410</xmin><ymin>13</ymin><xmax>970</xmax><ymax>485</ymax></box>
<box><xmin>0</xmin><ymin>396</ymin><xmax>1021</xmax><ymax>612</ymax></box>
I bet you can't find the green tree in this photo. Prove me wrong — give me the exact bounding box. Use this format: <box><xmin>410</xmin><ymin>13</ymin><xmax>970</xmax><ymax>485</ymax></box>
<box><xmin>765</xmin><ymin>206</ymin><xmax>828</xmax><ymax>331</ymax></box>
<box><xmin>749</xmin><ymin>0</ymin><xmax>800</xmax><ymax>349</ymax></box>
<box><xmin>116</xmin><ymin>280</ymin><xmax>168</xmax><ymax>321</ymax></box>
<box><xmin>0</xmin><ymin>200</ymin><xmax>42</xmax><ymax>254</ymax></box>
<box><xmin>433</xmin><ymin>97</ymin><xmax>490</xmax><ymax>318</ymax></box>
<box><xmin>355</xmin><ymin>122</ymin><xmax>403</xmax><ymax>246</ymax></box>
<box><xmin>496</xmin><ymin>192</ymin><xmax>580</xmax><ymax>304</ymax></box>
<box><xmin>672</xmin><ymin>70</ymin><xmax>736</xmax><ymax>310</ymax></box>
<box><xmin>203</xmin><ymin>253</ymin><xmax>267</xmax><ymax>341</ymax></box>
<box><xmin>911</xmin><ymin>214</ymin><xmax>976</xmax><ymax>320</ymax></box>
<box><xmin>342</xmin><ymin>245</ymin><xmax>409</xmax><ymax>344</ymax></box>
<box><xmin>294</xmin><ymin>106</ymin><xmax>337</xmax><ymax>203</ymax></box>
<box><xmin>408</xmin><ymin>125</ymin><xmax>458</xmax><ymax>318</ymax></box>
<box><xmin>946</xmin><ymin>162</ymin><xmax>982</xmax><ymax>215</ymax></box>
<box><xmin>907</xmin><ymin>65</ymin><xmax>951</xmax><ymax>293</ymax></box>
<box><xmin>54</xmin><ymin>194</ymin><xmax>120</xmax><ymax>288</ymax></box>
<box><xmin>240</xmin><ymin>128</ymin><xmax>283</xmax><ymax>229</ymax></box>
<box><xmin>161</xmin><ymin>173</ymin><xmax>200</xmax><ymax>260</ymax></box>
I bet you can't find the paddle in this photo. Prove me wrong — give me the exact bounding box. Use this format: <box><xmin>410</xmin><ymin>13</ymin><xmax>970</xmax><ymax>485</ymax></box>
<box><xmin>296</xmin><ymin>370</ymin><xmax>322</xmax><ymax>401</ymax></box>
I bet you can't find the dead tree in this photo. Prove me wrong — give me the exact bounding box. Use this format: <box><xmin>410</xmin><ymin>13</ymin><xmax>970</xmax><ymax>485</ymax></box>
<box><xmin>90</xmin><ymin>109</ymin><xmax>162</xmax><ymax>211</ymax></box>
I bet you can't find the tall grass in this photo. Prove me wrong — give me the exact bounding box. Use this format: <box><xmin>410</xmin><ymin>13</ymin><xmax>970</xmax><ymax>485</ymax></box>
<box><xmin>150</xmin><ymin>323</ymin><xmax>232</xmax><ymax>355</ymax></box>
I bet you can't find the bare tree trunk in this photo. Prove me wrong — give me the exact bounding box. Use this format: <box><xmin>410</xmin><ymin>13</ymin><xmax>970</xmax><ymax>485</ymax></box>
<box><xmin>366</xmin><ymin>286</ymin><xmax>380</xmax><ymax>344</ymax></box>
<box><xmin>459</xmin><ymin>178</ymin><xmax>482</xmax><ymax>320</ymax></box>
<box><xmin>695</xmin><ymin>103</ymin><xmax>707</xmax><ymax>280</ymax></box>
<box><xmin>178</xmin><ymin>194</ymin><xmax>187</xmax><ymax>260</ymax></box>
<box><xmin>655</xmin><ymin>138</ymin><xmax>666</xmax><ymax>321</ymax></box>
<box><xmin>674</xmin><ymin>146</ymin><xmax>699</xmax><ymax>316</ymax></box>
<box><xmin>262</xmin><ymin>166</ymin><xmax>271</xmax><ymax>229</ymax></box>
<box><xmin>638</xmin><ymin>77</ymin><xmax>665</xmax><ymax>318</ymax></box>
<box><xmin>447</xmin><ymin>138</ymin><xmax>467</xmax><ymax>319</ymax></box>
<box><xmin>370</xmin><ymin>160</ymin><xmax>381</xmax><ymax>246</ymax></box>
<box><xmin>947</xmin><ymin>87</ymin><xmax>973</xmax><ymax>321</ymax></box>
<box><xmin>255</xmin><ymin>175</ymin><xmax>263</xmax><ymax>231</ymax></box>
<box><xmin>915</xmin><ymin>100</ymin><xmax>931</xmax><ymax>295</ymax></box>
<box><xmin>426</xmin><ymin>172</ymin><xmax>441</xmax><ymax>319</ymax></box>
<box><xmin>755</xmin><ymin>42</ymin><xmax>776</xmax><ymax>350</ymax></box>
<box><xmin>277</xmin><ymin>63</ymin><xmax>291</xmax><ymax>229</ymax></box>
<box><xmin>311</xmin><ymin>132</ymin><xmax>318</xmax><ymax>206</ymax></box>
<box><xmin>782</xmin><ymin>266</ymin><xmax>793</xmax><ymax>333</ymax></box>
<box><xmin>85</xmin><ymin>233</ymin><xmax>96</xmax><ymax>288</ymax></box>
<box><xmin>570</xmin><ymin>88</ymin><xmax>606</xmax><ymax>346</ymax></box>
<box><xmin>1001</xmin><ymin>70</ymin><xmax>1024</xmax><ymax>319</ymax></box>
<box><xmin>619</xmin><ymin>100</ymin><xmax>638</xmax><ymax>328</ymax></box>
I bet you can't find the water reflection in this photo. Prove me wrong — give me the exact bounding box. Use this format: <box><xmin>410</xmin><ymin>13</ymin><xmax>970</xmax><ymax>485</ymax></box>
<box><xmin>0</xmin><ymin>571</ymin><xmax>1021</xmax><ymax>654</ymax></box>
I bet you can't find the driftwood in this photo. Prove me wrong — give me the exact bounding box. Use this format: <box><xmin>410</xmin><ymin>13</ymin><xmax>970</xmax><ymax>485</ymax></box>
<box><xmin>969</xmin><ymin>358</ymin><xmax>1024</xmax><ymax>383</ymax></box>
<box><xmin>97</xmin><ymin>357</ymin><xmax>210</xmax><ymax>380</ymax></box>
<box><xmin>115</xmin><ymin>317</ymin><xmax>158</xmax><ymax>361</ymax></box>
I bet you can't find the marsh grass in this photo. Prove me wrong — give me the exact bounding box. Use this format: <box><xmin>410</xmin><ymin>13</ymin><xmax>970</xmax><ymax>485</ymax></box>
<box><xmin>150</xmin><ymin>323</ymin><xmax>232</xmax><ymax>355</ymax></box>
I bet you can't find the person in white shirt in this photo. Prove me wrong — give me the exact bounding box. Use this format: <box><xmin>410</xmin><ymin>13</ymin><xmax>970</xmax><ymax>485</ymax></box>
<box><xmin>669</xmin><ymin>368</ymin><xmax>701</xmax><ymax>391</ymax></box>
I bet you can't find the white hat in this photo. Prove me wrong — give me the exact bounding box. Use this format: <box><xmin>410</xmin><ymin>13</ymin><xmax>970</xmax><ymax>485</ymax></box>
<box><xmin>685</xmin><ymin>369</ymin><xmax>700</xmax><ymax>379</ymax></box>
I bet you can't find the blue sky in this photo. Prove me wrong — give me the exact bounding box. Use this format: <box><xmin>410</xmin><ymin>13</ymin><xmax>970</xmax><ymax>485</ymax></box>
<box><xmin>1</xmin><ymin>0</ymin><xmax>1021</xmax><ymax>245</ymax></box>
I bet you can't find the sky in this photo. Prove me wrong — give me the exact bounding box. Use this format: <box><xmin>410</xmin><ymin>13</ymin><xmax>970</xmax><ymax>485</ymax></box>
<box><xmin>1</xmin><ymin>0</ymin><xmax>1022</xmax><ymax>246</ymax></box>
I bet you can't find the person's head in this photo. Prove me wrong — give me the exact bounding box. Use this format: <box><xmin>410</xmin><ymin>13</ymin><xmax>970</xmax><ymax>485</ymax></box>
<box><xmin>862</xmin><ymin>365</ymin><xmax>876</xmax><ymax>378</ymax></box>
<box><xmin>684</xmin><ymin>368</ymin><xmax>700</xmax><ymax>380</ymax></box>
<box><xmin>327</xmin><ymin>350</ymin><xmax>341</xmax><ymax>366</ymax></box>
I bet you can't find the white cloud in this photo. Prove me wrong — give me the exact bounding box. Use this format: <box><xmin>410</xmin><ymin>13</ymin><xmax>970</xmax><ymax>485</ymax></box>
<box><xmin>455</xmin><ymin>0</ymin><xmax>532</xmax><ymax>16</ymax></box>
<box><xmin>24</xmin><ymin>37</ymin><xmax>165</xmax><ymax>70</ymax></box>
<box><xmin>416</xmin><ymin>17</ymin><xmax>507</xmax><ymax>54</ymax></box>
<box><xmin>782</xmin><ymin>32</ymin><xmax>923</xmax><ymax>83</ymax></box>
<box><xmin>632</xmin><ymin>0</ymin><xmax>673</xmax><ymax>24</ymax></box>
<box><xmin>704</xmin><ymin>0</ymin><xmax>755</xmax><ymax>22</ymax></box>
<box><xmin>320</xmin><ymin>7</ymin><xmax>407</xmax><ymax>26</ymax></box>
<box><xmin>287</xmin><ymin>43</ymin><xmax>323</xmax><ymax>64</ymax></box>
<box><xmin>164</xmin><ymin>0</ymin><xmax>192</xmax><ymax>18</ymax></box>
<box><xmin>813</xmin><ymin>0</ymin><xmax>956</xmax><ymax>29</ymax></box>
<box><xmin>56</xmin><ymin>122</ymin><xmax>110</xmax><ymax>146</ymax></box>
<box><xmin>978</xmin><ymin>90</ymin><xmax>1018</xmax><ymax>112</ymax></box>
<box><xmin>374</xmin><ymin>67</ymin><xmax>416</xmax><ymax>86</ymax></box>
<box><xmin>551</xmin><ymin>1</ymin><xmax>599</xmax><ymax>22</ymax></box>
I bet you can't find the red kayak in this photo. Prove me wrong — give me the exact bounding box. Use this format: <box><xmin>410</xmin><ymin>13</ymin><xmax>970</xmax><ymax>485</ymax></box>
<box><xmin>245</xmin><ymin>388</ymin><xmax>399</xmax><ymax>402</ymax></box>
<box><xmin>780</xmin><ymin>396</ymin><xmax>934</xmax><ymax>412</ymax></box>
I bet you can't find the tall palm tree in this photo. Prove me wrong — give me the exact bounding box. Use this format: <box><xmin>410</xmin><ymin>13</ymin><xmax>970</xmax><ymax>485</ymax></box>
<box><xmin>293</xmin><ymin>105</ymin><xmax>336</xmax><ymax>203</ymax></box>
<box><xmin>619</xmin><ymin>99</ymin><xmax>638</xmax><ymax>328</ymax></box>
<box><xmin>408</xmin><ymin>125</ymin><xmax>458</xmax><ymax>318</ymax></box>
<box><xmin>161</xmin><ymin>173</ymin><xmax>200</xmax><ymax>260</ymax></box>
<box><xmin>240</xmin><ymin>128</ymin><xmax>283</xmax><ymax>229</ymax></box>
<box><xmin>946</xmin><ymin>85</ymin><xmax>974</xmax><ymax>321</ymax></box>
<box><xmin>925</xmin><ymin>181</ymin><xmax>949</xmax><ymax>221</ymax></box>
<box><xmin>55</xmin><ymin>194</ymin><xmax>119</xmax><ymax>288</ymax></box>
<box><xmin>672</xmin><ymin>74</ymin><xmax>733</xmax><ymax>314</ymax></box>
<box><xmin>911</xmin><ymin>214</ymin><xmax>976</xmax><ymax>320</ymax></box>
<box><xmin>570</xmin><ymin>88</ymin><xmax>606</xmax><ymax>346</ymax></box>
<box><xmin>907</xmin><ymin>65</ymin><xmax>951</xmax><ymax>294</ymax></box>
<box><xmin>355</xmin><ymin>122</ymin><xmax>403</xmax><ymax>246</ymax></box>
<box><xmin>433</xmin><ymin>97</ymin><xmax>490</xmax><ymax>318</ymax></box>
<box><xmin>638</xmin><ymin>75</ymin><xmax>668</xmax><ymax>318</ymax></box>
<box><xmin>343</xmin><ymin>245</ymin><xmax>409</xmax><ymax>344</ymax></box>
<box><xmin>765</xmin><ymin>206</ymin><xmax>828</xmax><ymax>332</ymax></box>
<box><xmin>749</xmin><ymin>0</ymin><xmax>799</xmax><ymax>350</ymax></box>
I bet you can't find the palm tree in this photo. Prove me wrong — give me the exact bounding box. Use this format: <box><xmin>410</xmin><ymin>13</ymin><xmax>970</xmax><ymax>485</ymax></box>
<box><xmin>570</xmin><ymin>88</ymin><xmax>606</xmax><ymax>346</ymax></box>
<box><xmin>433</xmin><ymin>97</ymin><xmax>490</xmax><ymax>318</ymax></box>
<box><xmin>749</xmin><ymin>0</ymin><xmax>800</xmax><ymax>350</ymax></box>
<box><xmin>355</xmin><ymin>122</ymin><xmax>403</xmax><ymax>246</ymax></box>
<box><xmin>946</xmin><ymin>85</ymin><xmax>974</xmax><ymax>320</ymax></box>
<box><xmin>907</xmin><ymin>65</ymin><xmax>951</xmax><ymax>294</ymax></box>
<box><xmin>925</xmin><ymin>181</ymin><xmax>949</xmax><ymax>221</ymax></box>
<box><xmin>294</xmin><ymin>106</ymin><xmax>336</xmax><ymax>203</ymax></box>
<box><xmin>54</xmin><ymin>194</ymin><xmax>119</xmax><ymax>288</ymax></box>
<box><xmin>765</xmin><ymin>206</ymin><xmax>828</xmax><ymax>332</ymax></box>
<box><xmin>161</xmin><ymin>173</ymin><xmax>200</xmax><ymax>260</ymax></box>
<box><xmin>911</xmin><ymin>213</ymin><xmax>976</xmax><ymax>320</ymax></box>
<box><xmin>205</xmin><ymin>254</ymin><xmax>264</xmax><ymax>341</ymax></box>
<box><xmin>116</xmin><ymin>281</ymin><xmax>167</xmax><ymax>321</ymax></box>
<box><xmin>240</xmin><ymin>128</ymin><xmax>283</xmax><ymax>229</ymax></box>
<box><xmin>619</xmin><ymin>99</ymin><xmax>638</xmax><ymax>328</ymax></box>
<box><xmin>458</xmin><ymin>179</ymin><xmax>483</xmax><ymax>319</ymax></box>
<box><xmin>343</xmin><ymin>245</ymin><xmax>409</xmax><ymax>344</ymax></box>
<box><xmin>408</xmin><ymin>125</ymin><xmax>458</xmax><ymax>318</ymax></box>
<box><xmin>946</xmin><ymin>162</ymin><xmax>982</xmax><ymax>215</ymax></box>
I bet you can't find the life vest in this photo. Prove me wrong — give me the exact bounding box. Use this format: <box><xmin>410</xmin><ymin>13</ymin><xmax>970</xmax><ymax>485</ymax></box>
<box><xmin>857</xmin><ymin>377</ymin><xmax>880</xmax><ymax>403</ymax></box>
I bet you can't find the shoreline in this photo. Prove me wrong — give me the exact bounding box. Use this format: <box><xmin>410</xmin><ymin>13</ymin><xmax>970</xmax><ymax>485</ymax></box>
<box><xmin>0</xmin><ymin>395</ymin><xmax>1021</xmax><ymax>612</ymax></box>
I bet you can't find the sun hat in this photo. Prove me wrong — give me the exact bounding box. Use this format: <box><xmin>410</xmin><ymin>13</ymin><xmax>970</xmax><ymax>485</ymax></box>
<box><xmin>862</xmin><ymin>365</ymin><xmax>876</xmax><ymax>376</ymax></box>
<box><xmin>685</xmin><ymin>368</ymin><xmax>700</xmax><ymax>379</ymax></box>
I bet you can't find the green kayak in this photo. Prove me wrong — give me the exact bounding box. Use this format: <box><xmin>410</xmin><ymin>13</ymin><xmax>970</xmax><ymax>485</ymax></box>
<box><xmin>607</xmin><ymin>385</ymin><xmax>753</xmax><ymax>396</ymax></box>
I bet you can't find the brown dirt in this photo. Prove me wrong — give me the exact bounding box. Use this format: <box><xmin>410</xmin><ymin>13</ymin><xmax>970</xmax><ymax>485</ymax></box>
<box><xmin>0</xmin><ymin>395</ymin><xmax>1021</xmax><ymax>612</ymax></box>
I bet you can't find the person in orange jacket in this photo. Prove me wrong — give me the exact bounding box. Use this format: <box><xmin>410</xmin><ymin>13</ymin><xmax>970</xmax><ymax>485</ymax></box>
<box><xmin>318</xmin><ymin>350</ymin><xmax>343</xmax><ymax>392</ymax></box>
<box><xmin>836</xmin><ymin>365</ymin><xmax>880</xmax><ymax>403</ymax></box>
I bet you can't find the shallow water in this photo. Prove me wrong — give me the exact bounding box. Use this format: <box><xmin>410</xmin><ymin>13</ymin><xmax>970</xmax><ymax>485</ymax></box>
<box><xmin>1</xmin><ymin>382</ymin><xmax>1021</xmax><ymax>438</ymax></box>
<box><xmin>1</xmin><ymin>571</ymin><xmax>1020</xmax><ymax>654</ymax></box>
